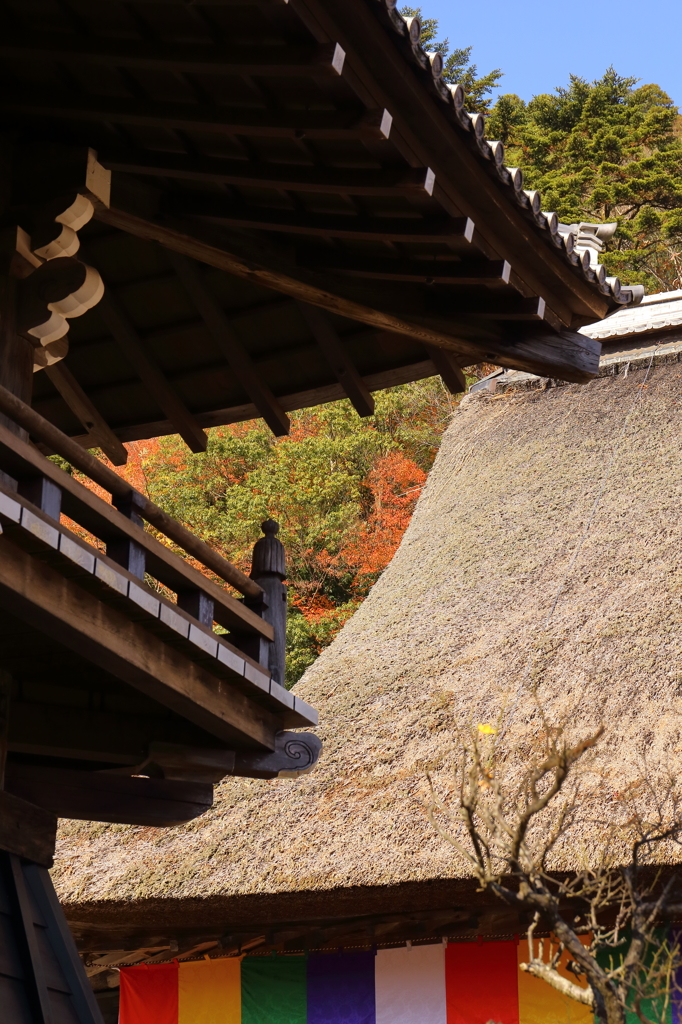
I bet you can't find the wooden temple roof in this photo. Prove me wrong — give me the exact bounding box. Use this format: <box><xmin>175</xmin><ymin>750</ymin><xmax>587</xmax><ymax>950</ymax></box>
<box><xmin>0</xmin><ymin>0</ymin><xmax>642</xmax><ymax>452</ymax></box>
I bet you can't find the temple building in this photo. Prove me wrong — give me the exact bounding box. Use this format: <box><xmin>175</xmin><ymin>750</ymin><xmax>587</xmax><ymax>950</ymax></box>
<box><xmin>0</xmin><ymin>0</ymin><xmax>656</xmax><ymax>1021</ymax></box>
<box><xmin>52</xmin><ymin>297</ymin><xmax>682</xmax><ymax>1022</ymax></box>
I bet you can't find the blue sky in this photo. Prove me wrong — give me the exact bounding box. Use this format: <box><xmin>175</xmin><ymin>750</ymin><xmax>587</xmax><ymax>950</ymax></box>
<box><xmin>409</xmin><ymin>0</ymin><xmax>681</xmax><ymax>105</ymax></box>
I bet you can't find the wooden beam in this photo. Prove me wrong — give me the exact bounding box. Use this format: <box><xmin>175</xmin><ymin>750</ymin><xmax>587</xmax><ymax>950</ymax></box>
<box><xmin>297</xmin><ymin>252</ymin><xmax>512</xmax><ymax>285</ymax></box>
<box><xmin>296</xmin><ymin>302</ymin><xmax>374</xmax><ymax>416</ymax></box>
<box><xmin>23</xmin><ymin>863</ymin><xmax>108</xmax><ymax>1024</ymax></box>
<box><xmin>7</xmin><ymin>701</ymin><xmax>214</xmax><ymax>766</ymax></box>
<box><xmin>6</xmin><ymin>853</ymin><xmax>54</xmax><ymax>1023</ymax></box>
<box><xmin>100</xmin><ymin>151</ymin><xmax>436</xmax><ymax>197</ymax></box>
<box><xmin>0</xmin><ymin>37</ymin><xmax>347</xmax><ymax>78</ymax></box>
<box><xmin>68</xmin><ymin>358</ymin><xmax>439</xmax><ymax>444</ymax></box>
<box><xmin>93</xmin><ymin>203</ymin><xmax>601</xmax><ymax>382</ymax></box>
<box><xmin>166</xmin><ymin>251</ymin><xmax>290</xmax><ymax>437</ymax></box>
<box><xmin>0</xmin><ymin>791</ymin><xmax>56</xmax><ymax>867</ymax></box>
<box><xmin>5</xmin><ymin>765</ymin><xmax>214</xmax><ymax>827</ymax></box>
<box><xmin>0</xmin><ymin>396</ymin><xmax>267</xmax><ymax>610</ymax></box>
<box><xmin>170</xmin><ymin>195</ymin><xmax>474</xmax><ymax>243</ymax></box>
<box><xmin>0</xmin><ymin>534</ymin><xmax>279</xmax><ymax>748</ymax></box>
<box><xmin>424</xmin><ymin>344</ymin><xmax>467</xmax><ymax>395</ymax></box>
<box><xmin>3</xmin><ymin>93</ymin><xmax>390</xmax><ymax>140</ymax></box>
<box><xmin>293</xmin><ymin>0</ymin><xmax>610</xmax><ymax>323</ymax></box>
<box><xmin>0</xmin><ymin>422</ymin><xmax>270</xmax><ymax>636</ymax></box>
<box><xmin>97</xmin><ymin>289</ymin><xmax>208</xmax><ymax>453</ymax></box>
<box><xmin>44</xmin><ymin>362</ymin><xmax>128</xmax><ymax>466</ymax></box>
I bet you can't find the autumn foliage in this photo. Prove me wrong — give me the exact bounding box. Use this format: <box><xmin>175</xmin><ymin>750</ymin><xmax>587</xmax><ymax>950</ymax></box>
<box><xmin>75</xmin><ymin>379</ymin><xmax>455</xmax><ymax>685</ymax></box>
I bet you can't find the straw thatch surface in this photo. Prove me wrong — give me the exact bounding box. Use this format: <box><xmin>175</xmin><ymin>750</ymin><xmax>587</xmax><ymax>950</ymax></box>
<box><xmin>54</xmin><ymin>360</ymin><xmax>682</xmax><ymax>927</ymax></box>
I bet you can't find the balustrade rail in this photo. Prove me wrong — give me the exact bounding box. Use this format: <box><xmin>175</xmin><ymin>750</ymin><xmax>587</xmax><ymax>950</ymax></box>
<box><xmin>0</xmin><ymin>383</ymin><xmax>311</xmax><ymax>726</ymax></box>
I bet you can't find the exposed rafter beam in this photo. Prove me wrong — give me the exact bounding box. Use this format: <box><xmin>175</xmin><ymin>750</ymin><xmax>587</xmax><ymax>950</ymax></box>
<box><xmin>44</xmin><ymin>362</ymin><xmax>128</xmax><ymax>466</ymax></box>
<box><xmin>168</xmin><ymin>196</ymin><xmax>471</xmax><ymax>243</ymax></box>
<box><xmin>423</xmin><ymin>345</ymin><xmax>467</xmax><ymax>395</ymax></box>
<box><xmin>101</xmin><ymin>150</ymin><xmax>436</xmax><ymax>197</ymax></box>
<box><xmin>67</xmin><ymin>359</ymin><xmax>438</xmax><ymax>446</ymax></box>
<box><xmin>296</xmin><ymin>302</ymin><xmax>374</xmax><ymax>417</ymax></box>
<box><xmin>97</xmin><ymin>290</ymin><xmax>208</xmax><ymax>453</ymax></box>
<box><xmin>3</xmin><ymin>94</ymin><xmax>392</xmax><ymax>140</ymax></box>
<box><xmin>297</xmin><ymin>252</ymin><xmax>512</xmax><ymax>285</ymax></box>
<box><xmin>92</xmin><ymin>201</ymin><xmax>601</xmax><ymax>383</ymax></box>
<box><xmin>165</xmin><ymin>251</ymin><xmax>291</xmax><ymax>437</ymax></box>
<box><xmin>0</xmin><ymin>37</ymin><xmax>347</xmax><ymax>78</ymax></box>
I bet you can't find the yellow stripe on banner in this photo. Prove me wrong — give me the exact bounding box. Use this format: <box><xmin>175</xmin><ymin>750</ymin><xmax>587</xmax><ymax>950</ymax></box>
<box><xmin>517</xmin><ymin>938</ymin><xmax>592</xmax><ymax>1024</ymax></box>
<box><xmin>178</xmin><ymin>958</ymin><xmax>242</xmax><ymax>1024</ymax></box>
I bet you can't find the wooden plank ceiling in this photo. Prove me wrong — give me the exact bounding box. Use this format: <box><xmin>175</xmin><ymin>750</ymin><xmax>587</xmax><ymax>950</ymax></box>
<box><xmin>0</xmin><ymin>0</ymin><xmax>642</xmax><ymax>450</ymax></box>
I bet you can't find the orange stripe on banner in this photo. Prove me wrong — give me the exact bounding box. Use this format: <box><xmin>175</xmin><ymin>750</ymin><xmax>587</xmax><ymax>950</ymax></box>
<box><xmin>446</xmin><ymin>941</ymin><xmax>519</xmax><ymax>1024</ymax></box>
<box><xmin>178</xmin><ymin>958</ymin><xmax>242</xmax><ymax>1024</ymax></box>
<box><xmin>120</xmin><ymin>962</ymin><xmax>179</xmax><ymax>1024</ymax></box>
<box><xmin>517</xmin><ymin>937</ymin><xmax>592</xmax><ymax>1024</ymax></box>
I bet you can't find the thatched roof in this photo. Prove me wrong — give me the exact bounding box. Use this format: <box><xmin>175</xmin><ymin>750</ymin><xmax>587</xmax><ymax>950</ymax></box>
<box><xmin>54</xmin><ymin>352</ymin><xmax>682</xmax><ymax>937</ymax></box>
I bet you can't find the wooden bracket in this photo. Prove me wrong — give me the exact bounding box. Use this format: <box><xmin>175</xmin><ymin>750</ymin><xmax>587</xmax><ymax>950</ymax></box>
<box><xmin>233</xmin><ymin>730</ymin><xmax>322</xmax><ymax>779</ymax></box>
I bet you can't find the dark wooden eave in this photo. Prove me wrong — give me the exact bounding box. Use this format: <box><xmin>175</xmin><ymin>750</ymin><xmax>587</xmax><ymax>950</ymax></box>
<box><xmin>0</xmin><ymin>0</ymin><xmax>639</xmax><ymax>449</ymax></box>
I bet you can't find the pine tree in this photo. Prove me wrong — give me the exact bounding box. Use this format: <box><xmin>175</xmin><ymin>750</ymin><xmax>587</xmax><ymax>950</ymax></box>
<box><xmin>488</xmin><ymin>69</ymin><xmax>682</xmax><ymax>291</ymax></box>
<box><xmin>399</xmin><ymin>7</ymin><xmax>502</xmax><ymax>113</ymax></box>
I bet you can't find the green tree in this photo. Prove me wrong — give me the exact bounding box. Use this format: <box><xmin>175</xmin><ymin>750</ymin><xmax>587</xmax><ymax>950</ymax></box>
<box><xmin>132</xmin><ymin>379</ymin><xmax>458</xmax><ymax>686</ymax></box>
<box><xmin>399</xmin><ymin>7</ymin><xmax>502</xmax><ymax>112</ymax></box>
<box><xmin>488</xmin><ymin>69</ymin><xmax>682</xmax><ymax>291</ymax></box>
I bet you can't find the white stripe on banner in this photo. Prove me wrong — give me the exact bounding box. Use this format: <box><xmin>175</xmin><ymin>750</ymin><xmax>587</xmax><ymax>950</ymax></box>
<box><xmin>375</xmin><ymin>945</ymin><xmax>447</xmax><ymax>1024</ymax></box>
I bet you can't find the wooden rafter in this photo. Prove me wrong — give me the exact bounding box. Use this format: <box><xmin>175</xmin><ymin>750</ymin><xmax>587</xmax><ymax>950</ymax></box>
<box><xmin>44</xmin><ymin>362</ymin><xmax>128</xmax><ymax>466</ymax></box>
<box><xmin>3</xmin><ymin>94</ymin><xmax>391</xmax><ymax>140</ymax></box>
<box><xmin>166</xmin><ymin>251</ymin><xmax>291</xmax><ymax>437</ymax></box>
<box><xmin>69</xmin><ymin>358</ymin><xmax>438</xmax><ymax>445</ymax></box>
<box><xmin>93</xmin><ymin>201</ymin><xmax>601</xmax><ymax>382</ymax></box>
<box><xmin>0</xmin><ymin>37</ymin><xmax>347</xmax><ymax>77</ymax></box>
<box><xmin>97</xmin><ymin>289</ymin><xmax>208</xmax><ymax>453</ymax></box>
<box><xmin>100</xmin><ymin>151</ymin><xmax>436</xmax><ymax>197</ymax></box>
<box><xmin>167</xmin><ymin>197</ymin><xmax>472</xmax><ymax>243</ymax></box>
<box><xmin>296</xmin><ymin>301</ymin><xmax>374</xmax><ymax>417</ymax></box>
<box><xmin>291</xmin><ymin>0</ymin><xmax>608</xmax><ymax>322</ymax></box>
<box><xmin>424</xmin><ymin>344</ymin><xmax>467</xmax><ymax>395</ymax></box>
<box><xmin>297</xmin><ymin>252</ymin><xmax>512</xmax><ymax>285</ymax></box>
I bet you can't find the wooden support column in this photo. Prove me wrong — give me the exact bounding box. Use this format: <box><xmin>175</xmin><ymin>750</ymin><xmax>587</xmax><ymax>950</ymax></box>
<box><xmin>0</xmin><ymin>671</ymin><xmax>10</xmax><ymax>791</ymax></box>
<box><xmin>177</xmin><ymin>590</ymin><xmax>215</xmax><ymax>627</ymax></box>
<box><xmin>0</xmin><ymin>229</ymin><xmax>34</xmax><ymax>444</ymax></box>
<box><xmin>243</xmin><ymin>520</ymin><xmax>287</xmax><ymax>688</ymax></box>
<box><xmin>108</xmin><ymin>490</ymin><xmax>146</xmax><ymax>579</ymax></box>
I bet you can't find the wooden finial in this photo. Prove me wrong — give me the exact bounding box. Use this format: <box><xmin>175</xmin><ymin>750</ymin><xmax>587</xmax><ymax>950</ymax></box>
<box><xmin>251</xmin><ymin>519</ymin><xmax>286</xmax><ymax>579</ymax></box>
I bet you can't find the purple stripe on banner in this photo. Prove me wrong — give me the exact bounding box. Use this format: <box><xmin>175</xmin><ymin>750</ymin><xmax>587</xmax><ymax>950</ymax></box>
<box><xmin>672</xmin><ymin>929</ymin><xmax>682</xmax><ymax>1024</ymax></box>
<box><xmin>307</xmin><ymin>951</ymin><xmax>376</xmax><ymax>1024</ymax></box>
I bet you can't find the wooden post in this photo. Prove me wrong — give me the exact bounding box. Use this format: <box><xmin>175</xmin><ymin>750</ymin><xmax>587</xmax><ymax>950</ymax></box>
<box><xmin>109</xmin><ymin>490</ymin><xmax>147</xmax><ymax>579</ymax></box>
<box><xmin>0</xmin><ymin>228</ymin><xmax>34</xmax><ymax>447</ymax></box>
<box><xmin>0</xmin><ymin>671</ymin><xmax>10</xmax><ymax>791</ymax></box>
<box><xmin>247</xmin><ymin>520</ymin><xmax>287</xmax><ymax>687</ymax></box>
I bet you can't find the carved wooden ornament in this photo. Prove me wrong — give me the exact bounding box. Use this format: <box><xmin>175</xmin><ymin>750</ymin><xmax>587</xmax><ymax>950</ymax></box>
<box><xmin>12</xmin><ymin>158</ymin><xmax>108</xmax><ymax>371</ymax></box>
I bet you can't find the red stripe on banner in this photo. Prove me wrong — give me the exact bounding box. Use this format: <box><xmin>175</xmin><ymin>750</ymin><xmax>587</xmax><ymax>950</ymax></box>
<box><xmin>120</xmin><ymin>962</ymin><xmax>179</xmax><ymax>1024</ymax></box>
<box><xmin>446</xmin><ymin>941</ymin><xmax>519</xmax><ymax>1024</ymax></box>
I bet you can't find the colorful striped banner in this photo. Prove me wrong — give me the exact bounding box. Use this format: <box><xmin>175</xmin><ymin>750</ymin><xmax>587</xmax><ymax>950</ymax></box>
<box><xmin>119</xmin><ymin>936</ymin><xmax>675</xmax><ymax>1024</ymax></box>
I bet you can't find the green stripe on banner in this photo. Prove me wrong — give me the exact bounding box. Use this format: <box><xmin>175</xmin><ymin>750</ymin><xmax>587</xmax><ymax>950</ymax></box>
<box><xmin>241</xmin><ymin>955</ymin><xmax>307</xmax><ymax>1024</ymax></box>
<box><xmin>596</xmin><ymin>930</ymin><xmax>673</xmax><ymax>1024</ymax></box>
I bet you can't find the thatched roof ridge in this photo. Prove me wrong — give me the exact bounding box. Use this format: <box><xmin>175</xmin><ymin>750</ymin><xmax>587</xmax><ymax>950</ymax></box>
<box><xmin>54</xmin><ymin>359</ymin><xmax>682</xmax><ymax>922</ymax></box>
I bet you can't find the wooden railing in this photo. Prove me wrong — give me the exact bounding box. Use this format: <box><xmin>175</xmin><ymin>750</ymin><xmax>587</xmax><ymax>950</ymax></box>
<box><xmin>0</xmin><ymin>383</ymin><xmax>292</xmax><ymax>694</ymax></box>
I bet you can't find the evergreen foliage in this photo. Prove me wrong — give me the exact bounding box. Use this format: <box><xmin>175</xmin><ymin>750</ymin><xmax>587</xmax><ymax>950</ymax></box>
<box><xmin>487</xmin><ymin>69</ymin><xmax>682</xmax><ymax>291</ymax></box>
<box><xmin>113</xmin><ymin>380</ymin><xmax>457</xmax><ymax>686</ymax></box>
<box><xmin>399</xmin><ymin>6</ymin><xmax>502</xmax><ymax>112</ymax></box>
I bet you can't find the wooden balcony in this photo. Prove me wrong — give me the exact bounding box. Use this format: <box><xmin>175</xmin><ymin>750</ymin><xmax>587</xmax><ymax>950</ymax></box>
<box><xmin>0</xmin><ymin>386</ymin><xmax>319</xmax><ymax>833</ymax></box>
